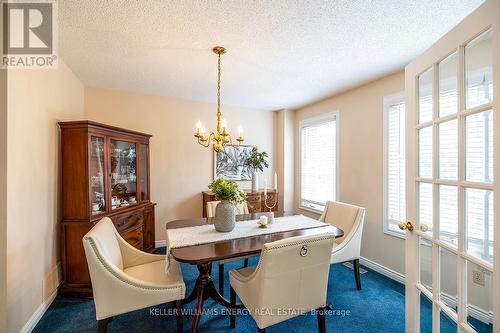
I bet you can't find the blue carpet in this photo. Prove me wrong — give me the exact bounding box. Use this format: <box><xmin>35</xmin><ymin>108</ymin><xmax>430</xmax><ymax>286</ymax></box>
<box><xmin>33</xmin><ymin>252</ymin><xmax>492</xmax><ymax>333</ymax></box>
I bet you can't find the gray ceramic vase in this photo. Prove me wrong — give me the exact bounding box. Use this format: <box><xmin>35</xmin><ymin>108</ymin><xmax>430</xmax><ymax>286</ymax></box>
<box><xmin>214</xmin><ymin>200</ymin><xmax>236</xmax><ymax>232</ymax></box>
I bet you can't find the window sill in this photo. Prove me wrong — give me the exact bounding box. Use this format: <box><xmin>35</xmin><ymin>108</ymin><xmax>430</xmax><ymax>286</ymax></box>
<box><xmin>299</xmin><ymin>205</ymin><xmax>323</xmax><ymax>215</ymax></box>
<box><xmin>383</xmin><ymin>228</ymin><xmax>406</xmax><ymax>240</ymax></box>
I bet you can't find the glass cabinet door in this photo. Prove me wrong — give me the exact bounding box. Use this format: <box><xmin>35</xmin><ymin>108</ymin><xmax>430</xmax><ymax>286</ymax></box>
<box><xmin>90</xmin><ymin>136</ymin><xmax>106</xmax><ymax>215</ymax></box>
<box><xmin>109</xmin><ymin>139</ymin><xmax>137</xmax><ymax>209</ymax></box>
<box><xmin>139</xmin><ymin>143</ymin><xmax>149</xmax><ymax>201</ymax></box>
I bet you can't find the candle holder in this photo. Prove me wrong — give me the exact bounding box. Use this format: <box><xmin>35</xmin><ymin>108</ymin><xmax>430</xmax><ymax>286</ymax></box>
<box><xmin>264</xmin><ymin>190</ymin><xmax>278</xmax><ymax>212</ymax></box>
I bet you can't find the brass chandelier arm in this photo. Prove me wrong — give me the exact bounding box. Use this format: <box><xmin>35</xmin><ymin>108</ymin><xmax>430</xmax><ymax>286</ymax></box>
<box><xmin>196</xmin><ymin>132</ymin><xmax>215</xmax><ymax>147</ymax></box>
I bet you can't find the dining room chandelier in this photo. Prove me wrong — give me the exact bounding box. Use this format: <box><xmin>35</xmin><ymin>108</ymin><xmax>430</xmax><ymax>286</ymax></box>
<box><xmin>194</xmin><ymin>46</ymin><xmax>244</xmax><ymax>152</ymax></box>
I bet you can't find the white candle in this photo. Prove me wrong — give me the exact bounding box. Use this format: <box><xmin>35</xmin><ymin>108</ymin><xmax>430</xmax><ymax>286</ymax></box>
<box><xmin>274</xmin><ymin>172</ymin><xmax>278</xmax><ymax>190</ymax></box>
<box><xmin>195</xmin><ymin>121</ymin><xmax>202</xmax><ymax>136</ymax></box>
<box><xmin>264</xmin><ymin>179</ymin><xmax>267</xmax><ymax>195</ymax></box>
<box><xmin>259</xmin><ymin>215</ymin><xmax>268</xmax><ymax>226</ymax></box>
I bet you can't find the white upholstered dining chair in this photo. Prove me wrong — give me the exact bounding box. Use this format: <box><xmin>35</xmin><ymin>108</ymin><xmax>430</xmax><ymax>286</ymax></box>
<box><xmin>229</xmin><ymin>233</ymin><xmax>336</xmax><ymax>333</ymax></box>
<box><xmin>82</xmin><ymin>217</ymin><xmax>185</xmax><ymax>333</ymax></box>
<box><xmin>206</xmin><ymin>200</ymin><xmax>250</xmax><ymax>217</ymax></box>
<box><xmin>319</xmin><ymin>201</ymin><xmax>366</xmax><ymax>290</ymax></box>
<box><xmin>206</xmin><ymin>200</ymin><xmax>252</xmax><ymax>295</ymax></box>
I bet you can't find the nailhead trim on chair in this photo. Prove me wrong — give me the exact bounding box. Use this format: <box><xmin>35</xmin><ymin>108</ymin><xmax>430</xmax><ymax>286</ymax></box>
<box><xmin>86</xmin><ymin>237</ymin><xmax>184</xmax><ymax>298</ymax></box>
<box><xmin>231</xmin><ymin>234</ymin><xmax>335</xmax><ymax>283</ymax></box>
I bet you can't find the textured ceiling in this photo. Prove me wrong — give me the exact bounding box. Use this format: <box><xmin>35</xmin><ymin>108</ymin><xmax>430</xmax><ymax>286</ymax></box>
<box><xmin>59</xmin><ymin>0</ymin><xmax>484</xmax><ymax>110</ymax></box>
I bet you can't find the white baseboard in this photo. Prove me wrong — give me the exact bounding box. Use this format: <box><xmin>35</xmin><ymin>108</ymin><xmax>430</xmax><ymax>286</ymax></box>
<box><xmin>360</xmin><ymin>256</ymin><xmax>492</xmax><ymax>325</ymax></box>
<box><xmin>359</xmin><ymin>256</ymin><xmax>406</xmax><ymax>285</ymax></box>
<box><xmin>440</xmin><ymin>291</ymin><xmax>492</xmax><ymax>324</ymax></box>
<box><xmin>20</xmin><ymin>286</ymin><xmax>58</xmax><ymax>333</ymax></box>
<box><xmin>468</xmin><ymin>304</ymin><xmax>493</xmax><ymax>325</ymax></box>
<box><xmin>155</xmin><ymin>240</ymin><xmax>166</xmax><ymax>248</ymax></box>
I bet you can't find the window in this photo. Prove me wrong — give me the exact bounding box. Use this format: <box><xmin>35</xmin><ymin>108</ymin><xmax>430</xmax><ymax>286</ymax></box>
<box><xmin>299</xmin><ymin>113</ymin><xmax>338</xmax><ymax>213</ymax></box>
<box><xmin>384</xmin><ymin>93</ymin><xmax>406</xmax><ymax>237</ymax></box>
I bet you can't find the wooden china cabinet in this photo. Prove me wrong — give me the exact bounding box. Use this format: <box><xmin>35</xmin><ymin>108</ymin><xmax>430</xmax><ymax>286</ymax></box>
<box><xmin>58</xmin><ymin>120</ymin><xmax>156</xmax><ymax>297</ymax></box>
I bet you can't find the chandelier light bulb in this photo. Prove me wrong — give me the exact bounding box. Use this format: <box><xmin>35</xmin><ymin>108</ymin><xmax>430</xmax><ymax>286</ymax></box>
<box><xmin>196</xmin><ymin>121</ymin><xmax>202</xmax><ymax>129</ymax></box>
<box><xmin>221</xmin><ymin>118</ymin><xmax>227</xmax><ymax>129</ymax></box>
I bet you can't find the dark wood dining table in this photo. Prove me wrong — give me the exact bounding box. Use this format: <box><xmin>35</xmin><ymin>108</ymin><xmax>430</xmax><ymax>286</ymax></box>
<box><xmin>166</xmin><ymin>211</ymin><xmax>344</xmax><ymax>333</ymax></box>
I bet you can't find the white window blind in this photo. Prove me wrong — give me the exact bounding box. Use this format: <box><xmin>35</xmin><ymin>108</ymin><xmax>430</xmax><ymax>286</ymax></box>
<box><xmin>300</xmin><ymin>114</ymin><xmax>337</xmax><ymax>212</ymax></box>
<box><xmin>384</xmin><ymin>98</ymin><xmax>406</xmax><ymax>235</ymax></box>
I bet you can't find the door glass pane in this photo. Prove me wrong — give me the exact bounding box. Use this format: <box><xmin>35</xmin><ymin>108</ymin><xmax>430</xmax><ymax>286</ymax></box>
<box><xmin>139</xmin><ymin>143</ymin><xmax>149</xmax><ymax>201</ymax></box>
<box><xmin>110</xmin><ymin>139</ymin><xmax>137</xmax><ymax>209</ymax></box>
<box><xmin>419</xmin><ymin>237</ymin><xmax>433</xmax><ymax>291</ymax></box>
<box><xmin>439</xmin><ymin>119</ymin><xmax>458</xmax><ymax>180</ymax></box>
<box><xmin>466</xmin><ymin>188</ymin><xmax>494</xmax><ymax>263</ymax></box>
<box><xmin>439</xmin><ymin>52</ymin><xmax>458</xmax><ymax>117</ymax></box>
<box><xmin>420</xmin><ymin>293</ymin><xmax>433</xmax><ymax>333</ymax></box>
<box><xmin>440</xmin><ymin>247</ymin><xmax>457</xmax><ymax>314</ymax></box>
<box><xmin>419</xmin><ymin>126</ymin><xmax>433</xmax><ymax>178</ymax></box>
<box><xmin>465</xmin><ymin>29</ymin><xmax>493</xmax><ymax>109</ymax></box>
<box><xmin>466</xmin><ymin>111</ymin><xmax>493</xmax><ymax>183</ymax></box>
<box><xmin>466</xmin><ymin>261</ymin><xmax>493</xmax><ymax>332</ymax></box>
<box><xmin>419</xmin><ymin>183</ymin><xmax>433</xmax><ymax>235</ymax></box>
<box><xmin>440</xmin><ymin>311</ymin><xmax>457</xmax><ymax>332</ymax></box>
<box><xmin>90</xmin><ymin>136</ymin><xmax>106</xmax><ymax>215</ymax></box>
<box><xmin>419</xmin><ymin>68</ymin><xmax>434</xmax><ymax>123</ymax></box>
<box><xmin>439</xmin><ymin>185</ymin><xmax>458</xmax><ymax>247</ymax></box>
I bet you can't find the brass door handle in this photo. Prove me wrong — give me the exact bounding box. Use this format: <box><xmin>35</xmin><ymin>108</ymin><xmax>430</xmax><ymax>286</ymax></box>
<box><xmin>398</xmin><ymin>221</ymin><xmax>414</xmax><ymax>232</ymax></box>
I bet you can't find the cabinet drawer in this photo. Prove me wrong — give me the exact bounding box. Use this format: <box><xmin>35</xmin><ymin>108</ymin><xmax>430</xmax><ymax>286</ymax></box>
<box><xmin>247</xmin><ymin>194</ymin><xmax>261</xmax><ymax>203</ymax></box>
<box><xmin>112</xmin><ymin>211</ymin><xmax>144</xmax><ymax>231</ymax></box>
<box><xmin>121</xmin><ymin>225</ymin><xmax>143</xmax><ymax>249</ymax></box>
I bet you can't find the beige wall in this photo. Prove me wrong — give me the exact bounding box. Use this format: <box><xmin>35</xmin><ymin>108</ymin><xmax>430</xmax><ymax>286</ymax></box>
<box><xmin>274</xmin><ymin>109</ymin><xmax>295</xmax><ymax>211</ymax></box>
<box><xmin>6</xmin><ymin>61</ymin><xmax>84</xmax><ymax>332</ymax></box>
<box><xmin>294</xmin><ymin>71</ymin><xmax>406</xmax><ymax>274</ymax></box>
<box><xmin>84</xmin><ymin>87</ymin><xmax>275</xmax><ymax>240</ymax></box>
<box><xmin>0</xmin><ymin>68</ymin><xmax>7</xmax><ymax>333</ymax></box>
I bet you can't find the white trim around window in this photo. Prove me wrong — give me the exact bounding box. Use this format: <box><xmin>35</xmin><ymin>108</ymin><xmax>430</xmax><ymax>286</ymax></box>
<box><xmin>383</xmin><ymin>92</ymin><xmax>406</xmax><ymax>239</ymax></box>
<box><xmin>298</xmin><ymin>112</ymin><xmax>340</xmax><ymax>214</ymax></box>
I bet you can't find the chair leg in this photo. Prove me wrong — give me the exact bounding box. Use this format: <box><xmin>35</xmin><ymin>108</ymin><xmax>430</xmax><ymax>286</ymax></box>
<box><xmin>258</xmin><ymin>328</ymin><xmax>266</xmax><ymax>333</ymax></box>
<box><xmin>244</xmin><ymin>258</ymin><xmax>249</xmax><ymax>267</ymax></box>
<box><xmin>317</xmin><ymin>308</ymin><xmax>326</xmax><ymax>333</ymax></box>
<box><xmin>353</xmin><ymin>259</ymin><xmax>362</xmax><ymax>290</ymax></box>
<box><xmin>98</xmin><ymin>317</ymin><xmax>111</xmax><ymax>333</ymax></box>
<box><xmin>219</xmin><ymin>263</ymin><xmax>225</xmax><ymax>295</ymax></box>
<box><xmin>230</xmin><ymin>286</ymin><xmax>236</xmax><ymax>328</ymax></box>
<box><xmin>175</xmin><ymin>299</ymin><xmax>183</xmax><ymax>333</ymax></box>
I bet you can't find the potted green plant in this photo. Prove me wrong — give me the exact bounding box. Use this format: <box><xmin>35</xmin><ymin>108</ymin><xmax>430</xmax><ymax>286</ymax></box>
<box><xmin>245</xmin><ymin>147</ymin><xmax>269</xmax><ymax>192</ymax></box>
<box><xmin>208</xmin><ymin>178</ymin><xmax>247</xmax><ymax>232</ymax></box>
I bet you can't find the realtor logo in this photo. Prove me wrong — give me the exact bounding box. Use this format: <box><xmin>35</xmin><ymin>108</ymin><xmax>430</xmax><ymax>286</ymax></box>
<box><xmin>1</xmin><ymin>0</ymin><xmax>58</xmax><ymax>68</ymax></box>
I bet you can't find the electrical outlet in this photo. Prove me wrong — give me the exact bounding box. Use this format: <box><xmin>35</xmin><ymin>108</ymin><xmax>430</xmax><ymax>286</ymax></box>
<box><xmin>472</xmin><ymin>269</ymin><xmax>485</xmax><ymax>286</ymax></box>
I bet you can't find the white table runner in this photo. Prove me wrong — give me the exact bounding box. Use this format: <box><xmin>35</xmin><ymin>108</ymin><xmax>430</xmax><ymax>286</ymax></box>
<box><xmin>164</xmin><ymin>215</ymin><xmax>334</xmax><ymax>271</ymax></box>
<box><xmin>167</xmin><ymin>214</ymin><xmax>334</xmax><ymax>250</ymax></box>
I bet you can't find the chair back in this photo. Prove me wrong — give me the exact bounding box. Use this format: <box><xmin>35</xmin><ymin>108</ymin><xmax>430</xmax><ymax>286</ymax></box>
<box><xmin>319</xmin><ymin>201</ymin><xmax>365</xmax><ymax>243</ymax></box>
<box><xmin>83</xmin><ymin>217</ymin><xmax>124</xmax><ymax>272</ymax></box>
<box><xmin>251</xmin><ymin>233</ymin><xmax>335</xmax><ymax>328</ymax></box>
<box><xmin>206</xmin><ymin>200</ymin><xmax>249</xmax><ymax>217</ymax></box>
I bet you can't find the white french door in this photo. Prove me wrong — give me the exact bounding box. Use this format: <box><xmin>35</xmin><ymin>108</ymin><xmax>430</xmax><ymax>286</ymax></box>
<box><xmin>404</xmin><ymin>1</ymin><xmax>499</xmax><ymax>332</ymax></box>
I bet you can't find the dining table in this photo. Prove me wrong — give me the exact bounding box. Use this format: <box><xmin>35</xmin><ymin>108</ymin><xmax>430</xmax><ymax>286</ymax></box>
<box><xmin>166</xmin><ymin>211</ymin><xmax>344</xmax><ymax>333</ymax></box>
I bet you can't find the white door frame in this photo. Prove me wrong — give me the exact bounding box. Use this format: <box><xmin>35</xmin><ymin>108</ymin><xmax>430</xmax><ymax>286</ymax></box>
<box><xmin>404</xmin><ymin>1</ymin><xmax>499</xmax><ymax>332</ymax></box>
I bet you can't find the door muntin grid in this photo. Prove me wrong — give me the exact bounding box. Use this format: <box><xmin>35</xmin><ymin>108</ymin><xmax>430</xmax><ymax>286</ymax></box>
<box><xmin>415</xmin><ymin>28</ymin><xmax>494</xmax><ymax>333</ymax></box>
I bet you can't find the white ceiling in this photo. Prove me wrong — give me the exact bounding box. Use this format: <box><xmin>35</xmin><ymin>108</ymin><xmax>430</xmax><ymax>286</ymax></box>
<box><xmin>59</xmin><ymin>0</ymin><xmax>484</xmax><ymax>110</ymax></box>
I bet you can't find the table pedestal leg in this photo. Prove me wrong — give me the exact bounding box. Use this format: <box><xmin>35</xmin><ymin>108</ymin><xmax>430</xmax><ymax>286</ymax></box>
<box><xmin>185</xmin><ymin>262</ymin><xmax>245</xmax><ymax>333</ymax></box>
